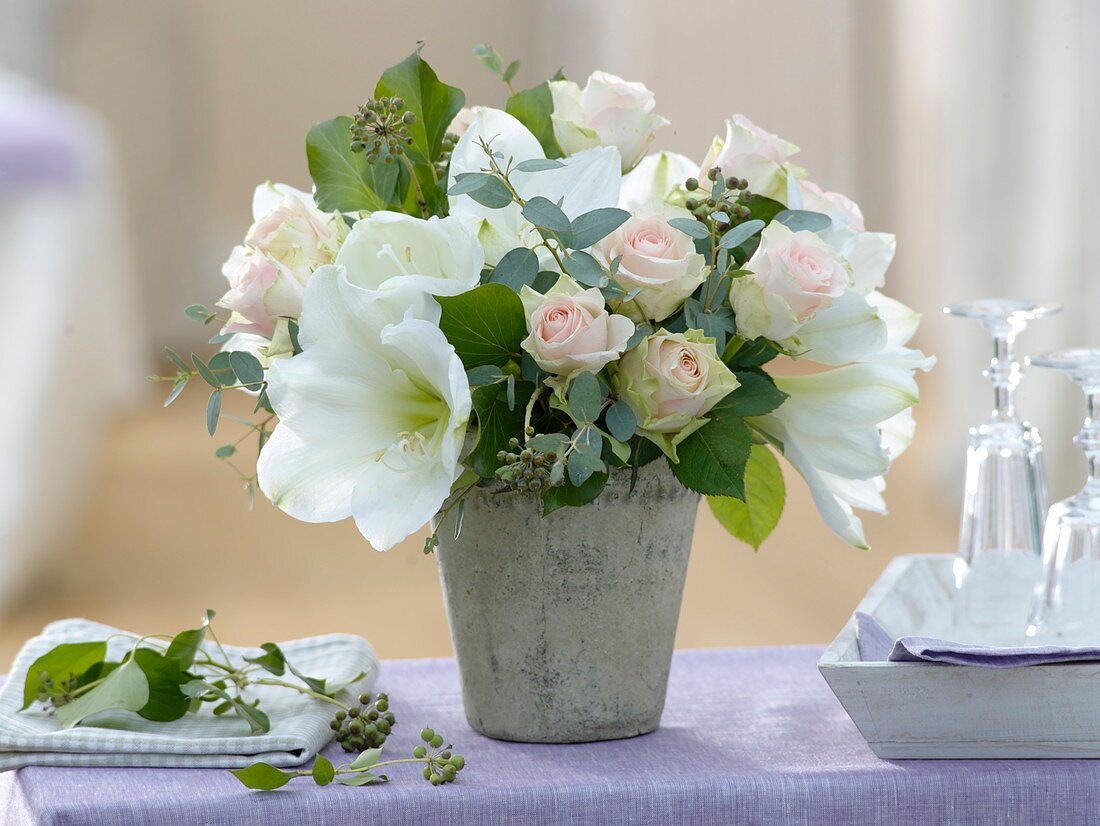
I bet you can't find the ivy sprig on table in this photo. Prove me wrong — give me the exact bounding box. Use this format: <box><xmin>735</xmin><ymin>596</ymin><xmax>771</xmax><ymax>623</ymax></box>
<box><xmin>22</xmin><ymin>610</ymin><xmax>369</xmax><ymax>736</ymax></box>
<box><xmin>232</xmin><ymin>727</ymin><xmax>466</xmax><ymax>790</ymax></box>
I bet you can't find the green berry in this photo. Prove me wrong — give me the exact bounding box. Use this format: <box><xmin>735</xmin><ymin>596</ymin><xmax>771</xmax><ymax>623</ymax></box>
<box><xmin>443</xmin><ymin>765</ymin><xmax>457</xmax><ymax>782</ymax></box>
<box><xmin>430</xmin><ymin>734</ymin><xmax>444</xmax><ymax>749</ymax></box>
<box><xmin>430</xmin><ymin>773</ymin><xmax>443</xmax><ymax>786</ymax></box>
<box><xmin>413</xmin><ymin>745</ymin><xmax>427</xmax><ymax>758</ymax></box>
<box><xmin>423</xmin><ymin>766</ymin><xmax>433</xmax><ymax>779</ymax></box>
<box><xmin>359</xmin><ymin>693</ymin><xmax>371</xmax><ymax>705</ymax></box>
<box><xmin>420</xmin><ymin>728</ymin><xmax>435</xmax><ymax>743</ymax></box>
<box><xmin>376</xmin><ymin>699</ymin><xmax>388</xmax><ymax>712</ymax></box>
<box><xmin>450</xmin><ymin>755</ymin><xmax>466</xmax><ymax>770</ymax></box>
<box><xmin>335</xmin><ymin>711</ymin><xmax>346</xmax><ymax>721</ymax></box>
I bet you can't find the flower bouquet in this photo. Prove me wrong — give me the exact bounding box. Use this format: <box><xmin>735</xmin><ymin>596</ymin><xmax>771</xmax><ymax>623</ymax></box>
<box><xmin>162</xmin><ymin>45</ymin><xmax>932</xmax><ymax>742</ymax></box>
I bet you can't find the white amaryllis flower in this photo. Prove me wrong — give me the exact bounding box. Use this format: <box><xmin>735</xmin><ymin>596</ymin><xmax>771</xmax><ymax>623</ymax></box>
<box><xmin>750</xmin><ymin>363</ymin><xmax>922</xmax><ymax>548</ymax></box>
<box><xmin>335</xmin><ymin>211</ymin><xmax>483</xmax><ymax>297</ymax></box>
<box><xmin>447</xmin><ymin>107</ymin><xmax>621</xmax><ymax>265</ymax></box>
<box><xmin>618</xmin><ymin>151</ymin><xmax>698</xmax><ymax>212</ymax></box>
<box><xmin>549</xmin><ymin>71</ymin><xmax>669</xmax><ymax>173</ymax></box>
<box><xmin>257</xmin><ymin>266</ymin><xmax>472</xmax><ymax>551</ymax></box>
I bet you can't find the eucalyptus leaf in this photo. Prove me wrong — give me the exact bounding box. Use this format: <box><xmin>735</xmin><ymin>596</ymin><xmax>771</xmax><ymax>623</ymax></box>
<box><xmin>206</xmin><ymin>390</ymin><xmax>222</xmax><ymax>436</ymax></box>
<box><xmin>208</xmin><ymin>352</ymin><xmax>237</xmax><ymax>388</ymax></box>
<box><xmin>604</xmin><ymin>402</ymin><xmax>637</xmax><ymax>442</ymax></box>
<box><xmin>562</xmin><ymin>251</ymin><xmax>607</xmax><ymax>287</ymax></box>
<box><xmin>718</xmin><ymin>219</ymin><xmax>766</xmax><ymax>249</ymax></box>
<box><xmin>568</xmin><ymin>373</ymin><xmax>603</xmax><ymax>423</ymax></box>
<box><xmin>164</xmin><ymin>375</ymin><xmax>188</xmax><ymax>408</ymax></box>
<box><xmin>450</xmin><ymin>173</ymin><xmax>512</xmax><ymax>209</ymax></box>
<box><xmin>191</xmin><ymin>355</ymin><xmax>220</xmax><ymax>389</ymax></box>
<box><xmin>229</xmin><ymin>351</ymin><xmax>265</xmax><ymax>387</ymax></box>
<box><xmin>568</xmin><ymin>207</ymin><xmax>630</xmax><ymax>249</ymax></box>
<box><xmin>775</xmin><ymin>209</ymin><xmax>832</xmax><ymax>233</ymax></box>
<box><xmin>164</xmin><ymin>346</ymin><xmax>189</xmax><ymax>372</ymax></box>
<box><xmin>521</xmin><ymin>196</ymin><xmax>571</xmax><ymax>233</ymax></box>
<box><xmin>513</xmin><ymin>158</ymin><xmax>564</xmax><ymax>172</ymax></box>
<box><xmin>488</xmin><ymin>247</ymin><xmax>539</xmax><ymax>292</ymax></box>
<box><xmin>668</xmin><ymin>217</ymin><xmax>711</xmax><ymax>240</ymax></box>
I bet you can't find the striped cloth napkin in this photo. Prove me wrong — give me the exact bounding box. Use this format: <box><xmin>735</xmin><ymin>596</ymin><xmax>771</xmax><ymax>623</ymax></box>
<box><xmin>0</xmin><ymin>618</ymin><xmax>379</xmax><ymax>770</ymax></box>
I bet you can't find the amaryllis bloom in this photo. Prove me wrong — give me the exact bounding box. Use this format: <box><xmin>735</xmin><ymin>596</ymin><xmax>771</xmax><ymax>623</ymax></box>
<box><xmin>335</xmin><ymin>211</ymin><xmax>483</xmax><ymax>297</ymax></box>
<box><xmin>593</xmin><ymin>202</ymin><xmax>708</xmax><ymax>322</ymax></box>
<box><xmin>618</xmin><ymin>151</ymin><xmax>698</xmax><ymax>212</ymax></box>
<box><xmin>520</xmin><ymin>275</ymin><xmax>634</xmax><ymax>377</ymax></box>
<box><xmin>217</xmin><ymin>246</ymin><xmax>303</xmax><ymax>339</ymax></box>
<box><xmin>731</xmin><ymin>220</ymin><xmax>850</xmax><ymax>341</ymax></box>
<box><xmin>549</xmin><ymin>71</ymin><xmax>669</xmax><ymax>173</ymax></box>
<box><xmin>617</xmin><ymin>329</ymin><xmax>740</xmax><ymax>459</ymax></box>
<box><xmin>257</xmin><ymin>267</ymin><xmax>471</xmax><ymax>552</ymax></box>
<box><xmin>750</xmin><ymin>363</ymin><xmax>923</xmax><ymax>549</ymax></box>
<box><xmin>447</xmin><ymin>107</ymin><xmax>621</xmax><ymax>266</ymax></box>
<box><xmin>699</xmin><ymin>114</ymin><xmax>803</xmax><ymax>202</ymax></box>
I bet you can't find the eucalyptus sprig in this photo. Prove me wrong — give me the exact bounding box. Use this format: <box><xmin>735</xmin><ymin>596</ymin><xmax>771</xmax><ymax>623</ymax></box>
<box><xmin>231</xmin><ymin>727</ymin><xmax>467</xmax><ymax>790</ymax></box>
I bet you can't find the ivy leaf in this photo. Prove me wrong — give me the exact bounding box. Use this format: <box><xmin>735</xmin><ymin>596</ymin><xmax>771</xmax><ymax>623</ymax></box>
<box><xmin>243</xmin><ymin>642</ymin><xmax>286</xmax><ymax>676</ymax></box>
<box><xmin>133</xmin><ymin>648</ymin><xmax>190</xmax><ymax>722</ymax></box>
<box><xmin>505</xmin><ymin>82</ymin><xmax>562</xmax><ymax>158</ymax></box>
<box><xmin>165</xmin><ymin>628</ymin><xmax>206</xmax><ymax>671</ymax></box>
<box><xmin>340</xmin><ymin>772</ymin><xmax>389</xmax><ymax>786</ymax></box>
<box><xmin>54</xmin><ymin>656</ymin><xmax>150</xmax><ymax>729</ymax></box>
<box><xmin>669</xmin><ymin>415</ymin><xmax>753</xmax><ymax>499</ymax></box>
<box><xmin>437</xmin><ymin>284</ymin><xmax>527</xmax><ymax>369</ymax></box>
<box><xmin>775</xmin><ymin>209</ymin><xmax>832</xmax><ymax>233</ymax></box>
<box><xmin>466</xmin><ymin>382</ymin><xmax>532</xmax><ymax>476</ymax></box>
<box><xmin>231</xmin><ymin>762</ymin><xmax>295</xmax><ymax>791</ymax></box>
<box><xmin>21</xmin><ymin>641</ymin><xmax>107</xmax><ymax>709</ymax></box>
<box><xmin>311</xmin><ymin>754</ymin><xmax>336</xmax><ymax>786</ymax></box>
<box><xmin>306</xmin><ymin>117</ymin><xmax>395</xmax><ymax>212</ymax></box>
<box><xmin>568</xmin><ymin>208</ymin><xmax>630</xmax><ymax>249</ymax></box>
<box><xmin>488</xmin><ymin>247</ymin><xmax>539</xmax><ymax>292</ymax></box>
<box><xmin>375</xmin><ymin>49</ymin><xmax>465</xmax><ymax>165</ymax></box>
<box><xmin>350</xmin><ymin>748</ymin><xmax>383</xmax><ymax>770</ymax></box>
<box><xmin>708</xmin><ymin>444</ymin><xmax>785</xmax><ymax>549</ymax></box>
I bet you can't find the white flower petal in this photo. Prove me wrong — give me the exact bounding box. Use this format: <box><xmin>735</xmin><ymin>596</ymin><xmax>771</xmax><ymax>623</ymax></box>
<box><xmin>619</xmin><ymin>151</ymin><xmax>698</xmax><ymax>211</ymax></box>
<box><xmin>794</xmin><ymin>290</ymin><xmax>887</xmax><ymax>365</ymax></box>
<box><xmin>252</xmin><ymin>181</ymin><xmax>316</xmax><ymax>220</ymax></box>
<box><xmin>772</xmin><ymin>364</ymin><xmax>919</xmax><ymax>436</ymax></box>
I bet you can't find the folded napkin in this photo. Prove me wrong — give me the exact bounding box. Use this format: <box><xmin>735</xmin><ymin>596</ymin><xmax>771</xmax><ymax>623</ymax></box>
<box><xmin>855</xmin><ymin>611</ymin><xmax>1100</xmax><ymax>667</ymax></box>
<box><xmin>0</xmin><ymin>618</ymin><xmax>378</xmax><ymax>770</ymax></box>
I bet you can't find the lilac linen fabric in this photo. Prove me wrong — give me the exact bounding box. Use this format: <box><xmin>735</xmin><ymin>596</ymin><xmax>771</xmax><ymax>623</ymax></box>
<box><xmin>856</xmin><ymin>611</ymin><xmax>1100</xmax><ymax>667</ymax></box>
<box><xmin>7</xmin><ymin>648</ymin><xmax>1100</xmax><ymax>825</ymax></box>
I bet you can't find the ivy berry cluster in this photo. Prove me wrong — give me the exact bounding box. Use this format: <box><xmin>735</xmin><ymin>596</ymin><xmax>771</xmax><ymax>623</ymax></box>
<box><xmin>350</xmin><ymin>96</ymin><xmax>417</xmax><ymax>164</ymax></box>
<box><xmin>330</xmin><ymin>692</ymin><xmax>396</xmax><ymax>752</ymax></box>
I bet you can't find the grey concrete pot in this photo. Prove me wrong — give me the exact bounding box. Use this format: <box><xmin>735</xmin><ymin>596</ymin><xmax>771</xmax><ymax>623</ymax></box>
<box><xmin>433</xmin><ymin>459</ymin><xmax>699</xmax><ymax>743</ymax></box>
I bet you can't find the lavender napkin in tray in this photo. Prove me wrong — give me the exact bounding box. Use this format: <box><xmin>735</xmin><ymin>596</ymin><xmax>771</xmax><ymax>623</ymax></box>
<box><xmin>855</xmin><ymin>612</ymin><xmax>1100</xmax><ymax>667</ymax></box>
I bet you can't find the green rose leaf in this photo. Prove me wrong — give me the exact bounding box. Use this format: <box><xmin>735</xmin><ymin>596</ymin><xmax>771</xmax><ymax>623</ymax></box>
<box><xmin>669</xmin><ymin>414</ymin><xmax>753</xmax><ymax>499</ymax></box>
<box><xmin>437</xmin><ymin>283</ymin><xmax>527</xmax><ymax>369</ymax></box>
<box><xmin>54</xmin><ymin>655</ymin><xmax>150</xmax><ymax>729</ymax></box>
<box><xmin>133</xmin><ymin>648</ymin><xmax>191</xmax><ymax>722</ymax></box>
<box><xmin>243</xmin><ymin>642</ymin><xmax>286</xmax><ymax>676</ymax></box>
<box><xmin>306</xmin><ymin>116</ymin><xmax>396</xmax><ymax>213</ymax></box>
<box><xmin>505</xmin><ymin>82</ymin><xmax>562</xmax><ymax>158</ymax></box>
<box><xmin>775</xmin><ymin>209</ymin><xmax>832</xmax><ymax>233</ymax></box>
<box><xmin>21</xmin><ymin>641</ymin><xmax>107</xmax><ymax>710</ymax></box>
<box><xmin>375</xmin><ymin>49</ymin><xmax>465</xmax><ymax>165</ymax></box>
<box><xmin>708</xmin><ymin>444</ymin><xmax>785</xmax><ymax>549</ymax></box>
<box><xmin>231</xmin><ymin>762</ymin><xmax>296</xmax><ymax>791</ymax></box>
<box><xmin>720</xmin><ymin>370</ymin><xmax>788</xmax><ymax>418</ymax></box>
<box><xmin>488</xmin><ymin>247</ymin><xmax>539</xmax><ymax>292</ymax></box>
<box><xmin>311</xmin><ymin>754</ymin><xmax>336</xmax><ymax>786</ymax></box>
<box><xmin>568</xmin><ymin>207</ymin><xmax>630</xmax><ymax>249</ymax></box>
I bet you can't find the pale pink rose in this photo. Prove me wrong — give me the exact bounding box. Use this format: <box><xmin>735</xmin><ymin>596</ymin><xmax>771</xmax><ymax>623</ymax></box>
<box><xmin>244</xmin><ymin>189</ymin><xmax>345</xmax><ymax>282</ymax></box>
<box><xmin>447</xmin><ymin>107</ymin><xmax>476</xmax><ymax>136</ymax></box>
<box><xmin>699</xmin><ymin>114</ymin><xmax>802</xmax><ymax>202</ymax></box>
<box><xmin>593</xmin><ymin>203</ymin><xmax>707</xmax><ymax>322</ymax></box>
<box><xmin>217</xmin><ymin>246</ymin><xmax>304</xmax><ymax>339</ymax></box>
<box><xmin>799</xmin><ymin>180</ymin><xmax>865</xmax><ymax>232</ymax></box>
<box><xmin>730</xmin><ymin>221</ymin><xmax>850</xmax><ymax>341</ymax></box>
<box><xmin>549</xmin><ymin>71</ymin><xmax>669</xmax><ymax>173</ymax></box>
<box><xmin>519</xmin><ymin>275</ymin><xmax>634</xmax><ymax>376</ymax></box>
<box><xmin>616</xmin><ymin>329</ymin><xmax>741</xmax><ymax>458</ymax></box>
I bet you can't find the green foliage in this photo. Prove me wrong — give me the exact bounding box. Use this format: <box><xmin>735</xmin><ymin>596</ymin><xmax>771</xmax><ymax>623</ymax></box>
<box><xmin>505</xmin><ymin>82</ymin><xmax>562</xmax><ymax>158</ymax></box>
<box><xmin>488</xmin><ymin>247</ymin><xmax>539</xmax><ymax>292</ymax></box>
<box><xmin>668</xmin><ymin>217</ymin><xmax>710</xmax><ymax>240</ymax></box>
<box><xmin>312</xmin><ymin>754</ymin><xmax>336</xmax><ymax>786</ymax></box>
<box><xmin>604</xmin><ymin>402</ymin><xmax>637</xmax><ymax>442</ymax></box>
<box><xmin>522</xmin><ymin>196</ymin><xmax>570</xmax><ymax>234</ymax></box>
<box><xmin>718</xmin><ymin>219</ymin><xmax>765</xmax><ymax>249</ymax></box>
<box><xmin>243</xmin><ymin>642</ymin><xmax>286</xmax><ymax>676</ymax></box>
<box><xmin>568</xmin><ymin>207</ymin><xmax>630</xmax><ymax>249</ymax></box>
<box><xmin>467</xmin><ymin>381</ymin><xmax>533</xmax><ymax>476</ymax></box>
<box><xmin>708</xmin><ymin>445</ymin><xmax>785</xmax><ymax>549</ymax></box>
<box><xmin>437</xmin><ymin>284</ymin><xmax>527</xmax><ymax>369</ymax></box>
<box><xmin>306</xmin><ymin>116</ymin><xmax>395</xmax><ymax>212</ymax></box>
<box><xmin>54</xmin><ymin>656</ymin><xmax>149</xmax><ymax>729</ymax></box>
<box><xmin>21</xmin><ymin>642</ymin><xmax>107</xmax><ymax>710</ymax></box>
<box><xmin>562</xmin><ymin>251</ymin><xmax>607</xmax><ymax>287</ymax></box>
<box><xmin>449</xmin><ymin>172</ymin><xmax>513</xmax><ymax>208</ymax></box>
<box><xmin>669</xmin><ymin>413</ymin><xmax>753</xmax><ymax>499</ymax></box>
<box><xmin>230</xmin><ymin>762</ymin><xmax>295</xmax><ymax>791</ymax></box>
<box><xmin>206</xmin><ymin>390</ymin><xmax>222</xmax><ymax>436</ymax></box>
<box><xmin>375</xmin><ymin>49</ymin><xmax>465</xmax><ymax>166</ymax></box>
<box><xmin>133</xmin><ymin>648</ymin><xmax>191</xmax><ymax>722</ymax></box>
<box><xmin>775</xmin><ymin>209</ymin><xmax>832</xmax><ymax>232</ymax></box>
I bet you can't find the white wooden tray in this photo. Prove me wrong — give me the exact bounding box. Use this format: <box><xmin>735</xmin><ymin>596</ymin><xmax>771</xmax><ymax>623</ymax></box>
<box><xmin>819</xmin><ymin>553</ymin><xmax>1100</xmax><ymax>759</ymax></box>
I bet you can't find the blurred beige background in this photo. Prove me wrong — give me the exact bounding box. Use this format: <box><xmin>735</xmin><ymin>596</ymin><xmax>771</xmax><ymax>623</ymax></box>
<box><xmin>1</xmin><ymin>0</ymin><xmax>1096</xmax><ymax>664</ymax></box>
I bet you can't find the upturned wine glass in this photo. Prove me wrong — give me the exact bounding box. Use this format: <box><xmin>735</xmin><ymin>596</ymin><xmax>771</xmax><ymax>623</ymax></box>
<box><xmin>1026</xmin><ymin>349</ymin><xmax>1100</xmax><ymax>643</ymax></box>
<box><xmin>945</xmin><ymin>299</ymin><xmax>1061</xmax><ymax>642</ymax></box>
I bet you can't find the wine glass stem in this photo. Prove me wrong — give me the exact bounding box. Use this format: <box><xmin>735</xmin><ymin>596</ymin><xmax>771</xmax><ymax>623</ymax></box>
<box><xmin>989</xmin><ymin>333</ymin><xmax>1019</xmax><ymax>421</ymax></box>
<box><xmin>1082</xmin><ymin>386</ymin><xmax>1100</xmax><ymax>492</ymax></box>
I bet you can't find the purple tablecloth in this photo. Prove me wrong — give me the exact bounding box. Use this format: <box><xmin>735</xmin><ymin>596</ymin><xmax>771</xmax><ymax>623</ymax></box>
<box><xmin>4</xmin><ymin>646</ymin><xmax>1100</xmax><ymax>825</ymax></box>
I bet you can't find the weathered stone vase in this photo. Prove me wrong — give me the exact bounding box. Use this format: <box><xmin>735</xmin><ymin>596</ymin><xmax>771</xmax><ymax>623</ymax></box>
<box><xmin>433</xmin><ymin>459</ymin><xmax>699</xmax><ymax>743</ymax></box>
